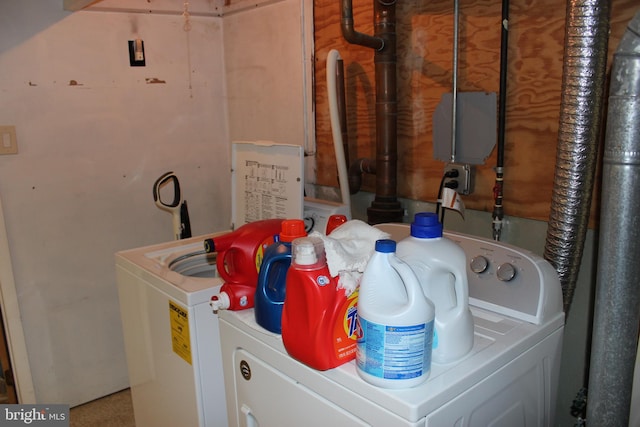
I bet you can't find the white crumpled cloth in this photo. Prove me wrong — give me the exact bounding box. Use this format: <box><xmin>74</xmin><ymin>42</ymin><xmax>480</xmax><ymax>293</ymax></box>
<box><xmin>309</xmin><ymin>219</ymin><xmax>390</xmax><ymax>296</ymax></box>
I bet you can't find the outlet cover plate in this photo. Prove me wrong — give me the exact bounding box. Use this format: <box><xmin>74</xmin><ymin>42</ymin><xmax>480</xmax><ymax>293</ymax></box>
<box><xmin>0</xmin><ymin>126</ymin><xmax>18</xmax><ymax>155</ymax></box>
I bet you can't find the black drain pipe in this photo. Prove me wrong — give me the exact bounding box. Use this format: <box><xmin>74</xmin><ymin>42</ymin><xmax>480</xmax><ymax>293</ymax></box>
<box><xmin>586</xmin><ymin>10</ymin><xmax>640</xmax><ymax>426</ymax></box>
<box><xmin>341</xmin><ymin>0</ymin><xmax>384</xmax><ymax>50</ymax></box>
<box><xmin>342</xmin><ymin>0</ymin><xmax>404</xmax><ymax>225</ymax></box>
<box><xmin>492</xmin><ymin>0</ymin><xmax>509</xmax><ymax>241</ymax></box>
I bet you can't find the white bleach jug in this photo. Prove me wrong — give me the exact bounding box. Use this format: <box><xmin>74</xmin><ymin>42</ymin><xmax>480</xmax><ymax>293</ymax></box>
<box><xmin>357</xmin><ymin>239</ymin><xmax>435</xmax><ymax>388</ymax></box>
<box><xmin>396</xmin><ymin>212</ymin><xmax>474</xmax><ymax>364</ymax></box>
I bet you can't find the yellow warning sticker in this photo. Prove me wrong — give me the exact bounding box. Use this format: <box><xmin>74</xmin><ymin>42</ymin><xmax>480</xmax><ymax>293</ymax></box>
<box><xmin>169</xmin><ymin>300</ymin><xmax>192</xmax><ymax>365</ymax></box>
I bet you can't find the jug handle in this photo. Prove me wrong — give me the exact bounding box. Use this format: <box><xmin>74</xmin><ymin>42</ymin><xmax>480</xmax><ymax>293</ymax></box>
<box><xmin>389</xmin><ymin>255</ymin><xmax>425</xmax><ymax>308</ymax></box>
<box><xmin>425</xmin><ymin>257</ymin><xmax>469</xmax><ymax>318</ymax></box>
<box><xmin>216</xmin><ymin>247</ymin><xmax>239</xmax><ymax>283</ymax></box>
<box><xmin>256</xmin><ymin>252</ymin><xmax>291</xmax><ymax>303</ymax></box>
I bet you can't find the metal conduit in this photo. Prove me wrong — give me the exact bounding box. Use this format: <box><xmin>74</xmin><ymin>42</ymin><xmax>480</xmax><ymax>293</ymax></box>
<box><xmin>543</xmin><ymin>0</ymin><xmax>611</xmax><ymax>315</ymax></box>
<box><xmin>450</xmin><ymin>0</ymin><xmax>460</xmax><ymax>164</ymax></box>
<box><xmin>586</xmin><ymin>10</ymin><xmax>640</xmax><ymax>426</ymax></box>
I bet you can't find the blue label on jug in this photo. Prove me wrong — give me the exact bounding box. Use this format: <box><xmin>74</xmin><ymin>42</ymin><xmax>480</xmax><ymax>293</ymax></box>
<box><xmin>357</xmin><ymin>318</ymin><xmax>433</xmax><ymax>380</ymax></box>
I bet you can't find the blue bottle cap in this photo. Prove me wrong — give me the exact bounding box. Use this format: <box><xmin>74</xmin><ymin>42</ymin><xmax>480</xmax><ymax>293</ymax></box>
<box><xmin>375</xmin><ymin>239</ymin><xmax>396</xmax><ymax>253</ymax></box>
<box><xmin>410</xmin><ymin>212</ymin><xmax>443</xmax><ymax>238</ymax></box>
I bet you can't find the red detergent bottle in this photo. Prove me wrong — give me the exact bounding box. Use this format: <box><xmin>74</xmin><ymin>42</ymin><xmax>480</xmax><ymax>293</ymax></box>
<box><xmin>281</xmin><ymin>236</ymin><xmax>360</xmax><ymax>370</ymax></box>
<box><xmin>326</xmin><ymin>214</ymin><xmax>348</xmax><ymax>235</ymax></box>
<box><xmin>205</xmin><ymin>218</ymin><xmax>283</xmax><ymax>311</ymax></box>
<box><xmin>254</xmin><ymin>219</ymin><xmax>307</xmax><ymax>333</ymax></box>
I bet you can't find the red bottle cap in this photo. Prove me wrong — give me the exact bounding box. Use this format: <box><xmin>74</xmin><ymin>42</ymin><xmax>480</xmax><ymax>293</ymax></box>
<box><xmin>279</xmin><ymin>219</ymin><xmax>307</xmax><ymax>242</ymax></box>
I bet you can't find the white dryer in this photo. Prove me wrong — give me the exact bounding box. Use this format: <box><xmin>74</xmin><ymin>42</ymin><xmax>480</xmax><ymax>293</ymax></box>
<box><xmin>218</xmin><ymin>225</ymin><xmax>565</xmax><ymax>426</ymax></box>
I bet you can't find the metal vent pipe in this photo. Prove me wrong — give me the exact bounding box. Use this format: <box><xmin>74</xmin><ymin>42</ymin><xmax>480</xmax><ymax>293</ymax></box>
<box><xmin>543</xmin><ymin>0</ymin><xmax>611</xmax><ymax>314</ymax></box>
<box><xmin>586</xmin><ymin>10</ymin><xmax>640</xmax><ymax>426</ymax></box>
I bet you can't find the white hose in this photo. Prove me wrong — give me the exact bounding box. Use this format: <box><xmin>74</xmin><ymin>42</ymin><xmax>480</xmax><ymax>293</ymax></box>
<box><xmin>326</xmin><ymin>49</ymin><xmax>352</xmax><ymax>214</ymax></box>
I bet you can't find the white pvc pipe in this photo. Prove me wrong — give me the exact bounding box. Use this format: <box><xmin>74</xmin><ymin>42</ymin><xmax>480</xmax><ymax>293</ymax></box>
<box><xmin>326</xmin><ymin>49</ymin><xmax>352</xmax><ymax>214</ymax></box>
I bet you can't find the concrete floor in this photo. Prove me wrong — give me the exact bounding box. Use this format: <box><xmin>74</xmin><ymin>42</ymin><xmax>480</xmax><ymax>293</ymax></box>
<box><xmin>70</xmin><ymin>388</ymin><xmax>135</xmax><ymax>427</ymax></box>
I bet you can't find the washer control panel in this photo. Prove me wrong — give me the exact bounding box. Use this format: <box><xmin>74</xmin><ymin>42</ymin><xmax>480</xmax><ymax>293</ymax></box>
<box><xmin>446</xmin><ymin>231</ymin><xmax>562</xmax><ymax>325</ymax></box>
<box><xmin>372</xmin><ymin>223</ymin><xmax>562</xmax><ymax>325</ymax></box>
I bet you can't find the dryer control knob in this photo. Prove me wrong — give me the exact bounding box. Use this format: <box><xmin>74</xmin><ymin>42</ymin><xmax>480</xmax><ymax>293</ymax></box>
<box><xmin>470</xmin><ymin>255</ymin><xmax>489</xmax><ymax>274</ymax></box>
<box><xmin>497</xmin><ymin>263</ymin><xmax>517</xmax><ymax>282</ymax></box>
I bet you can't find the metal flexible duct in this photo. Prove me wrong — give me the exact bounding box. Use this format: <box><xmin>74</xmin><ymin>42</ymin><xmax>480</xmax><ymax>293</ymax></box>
<box><xmin>543</xmin><ymin>0</ymin><xmax>611</xmax><ymax>314</ymax></box>
<box><xmin>586</xmin><ymin>10</ymin><xmax>640</xmax><ymax>426</ymax></box>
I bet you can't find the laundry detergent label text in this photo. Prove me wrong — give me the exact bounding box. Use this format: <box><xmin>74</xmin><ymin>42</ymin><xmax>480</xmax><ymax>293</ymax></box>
<box><xmin>0</xmin><ymin>405</ymin><xmax>69</xmax><ymax>426</ymax></box>
<box><xmin>333</xmin><ymin>290</ymin><xmax>360</xmax><ymax>361</ymax></box>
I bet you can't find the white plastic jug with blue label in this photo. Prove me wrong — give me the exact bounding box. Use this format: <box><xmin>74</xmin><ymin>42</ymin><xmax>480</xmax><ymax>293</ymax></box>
<box><xmin>356</xmin><ymin>239</ymin><xmax>435</xmax><ymax>388</ymax></box>
<box><xmin>396</xmin><ymin>212</ymin><xmax>474</xmax><ymax>364</ymax></box>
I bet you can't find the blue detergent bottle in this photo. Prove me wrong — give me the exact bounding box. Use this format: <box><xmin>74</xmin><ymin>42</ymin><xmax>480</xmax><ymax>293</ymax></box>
<box><xmin>254</xmin><ymin>219</ymin><xmax>307</xmax><ymax>333</ymax></box>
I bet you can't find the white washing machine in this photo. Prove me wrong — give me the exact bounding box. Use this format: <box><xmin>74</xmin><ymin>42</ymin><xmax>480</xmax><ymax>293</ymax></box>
<box><xmin>115</xmin><ymin>142</ymin><xmax>305</xmax><ymax>427</ymax></box>
<box><xmin>116</xmin><ymin>237</ymin><xmax>227</xmax><ymax>427</ymax></box>
<box><xmin>218</xmin><ymin>224</ymin><xmax>565</xmax><ymax>426</ymax></box>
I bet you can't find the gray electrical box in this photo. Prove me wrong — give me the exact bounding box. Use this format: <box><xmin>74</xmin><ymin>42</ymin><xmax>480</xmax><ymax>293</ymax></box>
<box><xmin>433</xmin><ymin>92</ymin><xmax>497</xmax><ymax>165</ymax></box>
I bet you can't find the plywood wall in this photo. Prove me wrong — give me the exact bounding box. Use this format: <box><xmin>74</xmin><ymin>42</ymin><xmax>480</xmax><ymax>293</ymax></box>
<box><xmin>314</xmin><ymin>0</ymin><xmax>638</xmax><ymax>223</ymax></box>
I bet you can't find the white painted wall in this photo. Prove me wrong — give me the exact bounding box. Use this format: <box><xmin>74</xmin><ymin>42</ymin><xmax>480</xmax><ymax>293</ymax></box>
<box><xmin>0</xmin><ymin>1</ymin><xmax>231</xmax><ymax>405</ymax></box>
<box><xmin>0</xmin><ymin>0</ymin><xmax>313</xmax><ymax>407</ymax></box>
<box><xmin>223</xmin><ymin>0</ymin><xmax>316</xmax><ymax>186</ymax></box>
<box><xmin>223</xmin><ymin>0</ymin><xmax>312</xmax><ymax>147</ymax></box>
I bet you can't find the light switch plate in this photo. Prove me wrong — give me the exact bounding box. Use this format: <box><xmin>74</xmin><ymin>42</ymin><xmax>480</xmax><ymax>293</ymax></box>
<box><xmin>0</xmin><ymin>126</ymin><xmax>17</xmax><ymax>155</ymax></box>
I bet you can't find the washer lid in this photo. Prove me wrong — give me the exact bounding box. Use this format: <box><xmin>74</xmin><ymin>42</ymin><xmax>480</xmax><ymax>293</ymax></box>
<box><xmin>231</xmin><ymin>141</ymin><xmax>304</xmax><ymax>228</ymax></box>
